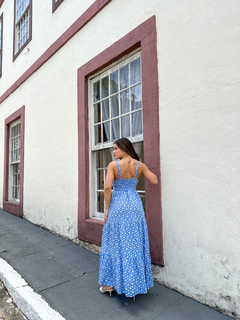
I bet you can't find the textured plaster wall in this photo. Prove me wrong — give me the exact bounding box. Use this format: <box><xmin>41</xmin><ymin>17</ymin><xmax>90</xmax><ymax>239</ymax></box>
<box><xmin>153</xmin><ymin>1</ymin><xmax>240</xmax><ymax>317</ymax></box>
<box><xmin>0</xmin><ymin>0</ymin><xmax>239</xmax><ymax>317</ymax></box>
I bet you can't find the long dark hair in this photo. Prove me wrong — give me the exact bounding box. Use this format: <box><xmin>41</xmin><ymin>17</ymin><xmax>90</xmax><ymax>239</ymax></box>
<box><xmin>114</xmin><ymin>138</ymin><xmax>140</xmax><ymax>161</ymax></box>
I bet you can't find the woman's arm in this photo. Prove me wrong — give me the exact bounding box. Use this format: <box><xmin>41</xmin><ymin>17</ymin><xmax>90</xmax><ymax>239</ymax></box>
<box><xmin>104</xmin><ymin>162</ymin><xmax>115</xmax><ymax>223</ymax></box>
<box><xmin>141</xmin><ymin>163</ymin><xmax>158</xmax><ymax>185</ymax></box>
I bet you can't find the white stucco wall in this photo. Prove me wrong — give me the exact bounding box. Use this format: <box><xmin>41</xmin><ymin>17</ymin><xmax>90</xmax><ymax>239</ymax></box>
<box><xmin>0</xmin><ymin>0</ymin><xmax>95</xmax><ymax>96</ymax></box>
<box><xmin>154</xmin><ymin>1</ymin><xmax>240</xmax><ymax>317</ymax></box>
<box><xmin>0</xmin><ymin>0</ymin><xmax>240</xmax><ymax>317</ymax></box>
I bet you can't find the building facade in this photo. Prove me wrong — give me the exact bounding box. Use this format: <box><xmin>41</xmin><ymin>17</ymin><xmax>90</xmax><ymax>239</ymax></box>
<box><xmin>0</xmin><ymin>0</ymin><xmax>239</xmax><ymax>317</ymax></box>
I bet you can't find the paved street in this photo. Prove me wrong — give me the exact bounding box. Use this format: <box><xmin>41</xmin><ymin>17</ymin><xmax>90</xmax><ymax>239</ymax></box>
<box><xmin>0</xmin><ymin>280</ymin><xmax>27</xmax><ymax>320</ymax></box>
<box><xmin>0</xmin><ymin>208</ymin><xmax>235</xmax><ymax>320</ymax></box>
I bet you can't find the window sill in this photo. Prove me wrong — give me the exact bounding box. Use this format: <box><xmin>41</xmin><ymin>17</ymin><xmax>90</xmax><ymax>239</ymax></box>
<box><xmin>3</xmin><ymin>200</ymin><xmax>22</xmax><ymax>217</ymax></box>
<box><xmin>78</xmin><ymin>219</ymin><xmax>104</xmax><ymax>245</ymax></box>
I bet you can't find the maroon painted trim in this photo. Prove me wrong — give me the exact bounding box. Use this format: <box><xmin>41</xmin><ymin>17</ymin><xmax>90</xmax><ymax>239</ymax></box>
<box><xmin>0</xmin><ymin>0</ymin><xmax>112</xmax><ymax>104</ymax></box>
<box><xmin>0</xmin><ymin>13</ymin><xmax>3</xmax><ymax>78</ymax></box>
<box><xmin>52</xmin><ymin>0</ymin><xmax>64</xmax><ymax>13</ymax></box>
<box><xmin>3</xmin><ymin>106</ymin><xmax>25</xmax><ymax>218</ymax></box>
<box><xmin>0</xmin><ymin>0</ymin><xmax>4</xmax><ymax>9</ymax></box>
<box><xmin>77</xmin><ymin>16</ymin><xmax>164</xmax><ymax>265</ymax></box>
<box><xmin>13</xmin><ymin>0</ymin><xmax>32</xmax><ymax>62</ymax></box>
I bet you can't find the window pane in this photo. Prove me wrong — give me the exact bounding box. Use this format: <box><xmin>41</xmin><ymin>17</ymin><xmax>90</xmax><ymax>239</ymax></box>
<box><xmin>13</xmin><ymin>174</ymin><xmax>17</xmax><ymax>186</ymax></box>
<box><xmin>96</xmin><ymin>150</ymin><xmax>103</xmax><ymax>168</ymax></box>
<box><xmin>93</xmin><ymin>81</ymin><xmax>100</xmax><ymax>102</ymax></box>
<box><xmin>121</xmin><ymin>115</ymin><xmax>130</xmax><ymax>137</ymax></box>
<box><xmin>97</xmin><ymin>192</ymin><xmax>104</xmax><ymax>212</ymax></box>
<box><xmin>94</xmin><ymin>124</ymin><xmax>101</xmax><ymax>144</ymax></box>
<box><xmin>110</xmin><ymin>70</ymin><xmax>118</xmax><ymax>94</ymax></box>
<box><xmin>112</xmin><ymin>118</ymin><xmax>120</xmax><ymax>140</ymax></box>
<box><xmin>132</xmin><ymin>111</ymin><xmax>142</xmax><ymax>136</ymax></box>
<box><xmin>94</xmin><ymin>103</ymin><xmax>101</xmax><ymax>124</ymax></box>
<box><xmin>120</xmin><ymin>89</ymin><xmax>130</xmax><ymax>114</ymax></box>
<box><xmin>103</xmin><ymin>121</ymin><xmax>110</xmax><ymax>142</ymax></box>
<box><xmin>101</xmin><ymin>76</ymin><xmax>109</xmax><ymax>99</ymax></box>
<box><xmin>110</xmin><ymin>94</ymin><xmax>119</xmax><ymax>118</ymax></box>
<box><xmin>105</xmin><ymin>148</ymin><xmax>113</xmax><ymax>167</ymax></box>
<box><xmin>17</xmin><ymin>149</ymin><xmax>20</xmax><ymax>161</ymax></box>
<box><xmin>131</xmin><ymin>84</ymin><xmax>142</xmax><ymax>111</ymax></box>
<box><xmin>130</xmin><ymin>58</ymin><xmax>141</xmax><ymax>85</ymax></box>
<box><xmin>134</xmin><ymin>141</ymin><xmax>144</xmax><ymax>162</ymax></box>
<box><xmin>102</xmin><ymin>99</ymin><xmax>109</xmax><ymax>121</ymax></box>
<box><xmin>15</xmin><ymin>137</ymin><xmax>19</xmax><ymax>148</ymax></box>
<box><xmin>15</xmin><ymin>187</ymin><xmax>18</xmax><ymax>199</ymax></box>
<box><xmin>120</xmin><ymin>65</ymin><xmax>129</xmax><ymax>90</ymax></box>
<box><xmin>97</xmin><ymin>170</ymin><xmax>104</xmax><ymax>190</ymax></box>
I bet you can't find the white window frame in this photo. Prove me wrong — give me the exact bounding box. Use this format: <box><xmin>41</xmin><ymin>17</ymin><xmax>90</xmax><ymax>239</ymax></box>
<box><xmin>9</xmin><ymin>119</ymin><xmax>21</xmax><ymax>202</ymax></box>
<box><xmin>88</xmin><ymin>51</ymin><xmax>144</xmax><ymax>220</ymax></box>
<box><xmin>15</xmin><ymin>0</ymin><xmax>30</xmax><ymax>54</ymax></box>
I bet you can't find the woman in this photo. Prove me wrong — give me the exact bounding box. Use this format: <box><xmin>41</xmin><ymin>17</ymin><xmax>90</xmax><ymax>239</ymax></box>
<box><xmin>98</xmin><ymin>138</ymin><xmax>158</xmax><ymax>300</ymax></box>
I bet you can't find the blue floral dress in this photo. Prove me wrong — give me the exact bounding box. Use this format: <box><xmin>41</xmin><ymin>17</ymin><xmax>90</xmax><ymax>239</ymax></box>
<box><xmin>99</xmin><ymin>160</ymin><xmax>154</xmax><ymax>297</ymax></box>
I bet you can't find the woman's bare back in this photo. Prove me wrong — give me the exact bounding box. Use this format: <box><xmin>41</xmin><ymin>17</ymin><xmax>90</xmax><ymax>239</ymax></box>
<box><xmin>113</xmin><ymin>158</ymin><xmax>141</xmax><ymax>180</ymax></box>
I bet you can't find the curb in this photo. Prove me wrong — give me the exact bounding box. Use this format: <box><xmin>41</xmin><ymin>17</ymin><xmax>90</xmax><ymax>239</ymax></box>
<box><xmin>0</xmin><ymin>258</ymin><xmax>65</xmax><ymax>320</ymax></box>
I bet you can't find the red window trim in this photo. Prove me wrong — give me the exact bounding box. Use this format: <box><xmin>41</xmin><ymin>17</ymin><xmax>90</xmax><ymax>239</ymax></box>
<box><xmin>3</xmin><ymin>106</ymin><xmax>25</xmax><ymax>218</ymax></box>
<box><xmin>0</xmin><ymin>13</ymin><xmax>3</xmax><ymax>78</ymax></box>
<box><xmin>77</xmin><ymin>16</ymin><xmax>164</xmax><ymax>265</ymax></box>
<box><xmin>52</xmin><ymin>0</ymin><xmax>64</xmax><ymax>13</ymax></box>
<box><xmin>13</xmin><ymin>0</ymin><xmax>32</xmax><ymax>62</ymax></box>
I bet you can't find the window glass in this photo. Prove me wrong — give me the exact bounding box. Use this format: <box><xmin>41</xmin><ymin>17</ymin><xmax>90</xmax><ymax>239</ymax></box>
<box><xmin>90</xmin><ymin>52</ymin><xmax>144</xmax><ymax>219</ymax></box>
<box><xmin>9</xmin><ymin>122</ymin><xmax>21</xmax><ymax>201</ymax></box>
<box><xmin>14</xmin><ymin>0</ymin><xmax>31</xmax><ymax>57</ymax></box>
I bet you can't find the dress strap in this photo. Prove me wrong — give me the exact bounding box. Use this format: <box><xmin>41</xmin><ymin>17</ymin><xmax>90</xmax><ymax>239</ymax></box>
<box><xmin>116</xmin><ymin>160</ymin><xmax>122</xmax><ymax>179</ymax></box>
<box><xmin>134</xmin><ymin>161</ymin><xmax>139</xmax><ymax>179</ymax></box>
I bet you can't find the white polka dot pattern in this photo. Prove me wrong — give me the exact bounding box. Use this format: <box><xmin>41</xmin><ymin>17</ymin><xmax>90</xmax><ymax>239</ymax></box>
<box><xmin>99</xmin><ymin>160</ymin><xmax>154</xmax><ymax>297</ymax></box>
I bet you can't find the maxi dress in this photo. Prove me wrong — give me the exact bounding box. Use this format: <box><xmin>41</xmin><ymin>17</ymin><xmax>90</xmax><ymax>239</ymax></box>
<box><xmin>99</xmin><ymin>160</ymin><xmax>154</xmax><ymax>297</ymax></box>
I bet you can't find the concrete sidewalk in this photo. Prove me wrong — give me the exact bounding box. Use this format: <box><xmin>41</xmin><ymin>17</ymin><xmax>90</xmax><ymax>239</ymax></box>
<box><xmin>0</xmin><ymin>208</ymin><xmax>233</xmax><ymax>320</ymax></box>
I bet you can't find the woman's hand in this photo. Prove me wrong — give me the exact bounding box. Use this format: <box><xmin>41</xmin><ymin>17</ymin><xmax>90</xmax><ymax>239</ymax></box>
<box><xmin>104</xmin><ymin>209</ymin><xmax>109</xmax><ymax>224</ymax></box>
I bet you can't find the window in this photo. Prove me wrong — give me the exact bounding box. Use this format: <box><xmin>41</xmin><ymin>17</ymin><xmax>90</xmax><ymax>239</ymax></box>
<box><xmin>78</xmin><ymin>16</ymin><xmax>164</xmax><ymax>265</ymax></box>
<box><xmin>9</xmin><ymin>121</ymin><xmax>21</xmax><ymax>201</ymax></box>
<box><xmin>3</xmin><ymin>106</ymin><xmax>25</xmax><ymax>217</ymax></box>
<box><xmin>89</xmin><ymin>52</ymin><xmax>145</xmax><ymax>219</ymax></box>
<box><xmin>52</xmin><ymin>0</ymin><xmax>64</xmax><ymax>13</ymax></box>
<box><xmin>13</xmin><ymin>0</ymin><xmax>32</xmax><ymax>60</ymax></box>
<box><xmin>0</xmin><ymin>13</ymin><xmax>3</xmax><ymax>78</ymax></box>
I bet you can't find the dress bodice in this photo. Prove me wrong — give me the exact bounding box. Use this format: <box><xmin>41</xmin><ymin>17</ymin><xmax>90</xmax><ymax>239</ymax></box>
<box><xmin>112</xmin><ymin>160</ymin><xmax>139</xmax><ymax>192</ymax></box>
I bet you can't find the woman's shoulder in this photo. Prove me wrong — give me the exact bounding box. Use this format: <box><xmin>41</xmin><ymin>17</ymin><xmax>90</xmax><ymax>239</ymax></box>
<box><xmin>138</xmin><ymin>161</ymin><xmax>147</xmax><ymax>172</ymax></box>
<box><xmin>108</xmin><ymin>160</ymin><xmax>118</xmax><ymax>168</ymax></box>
